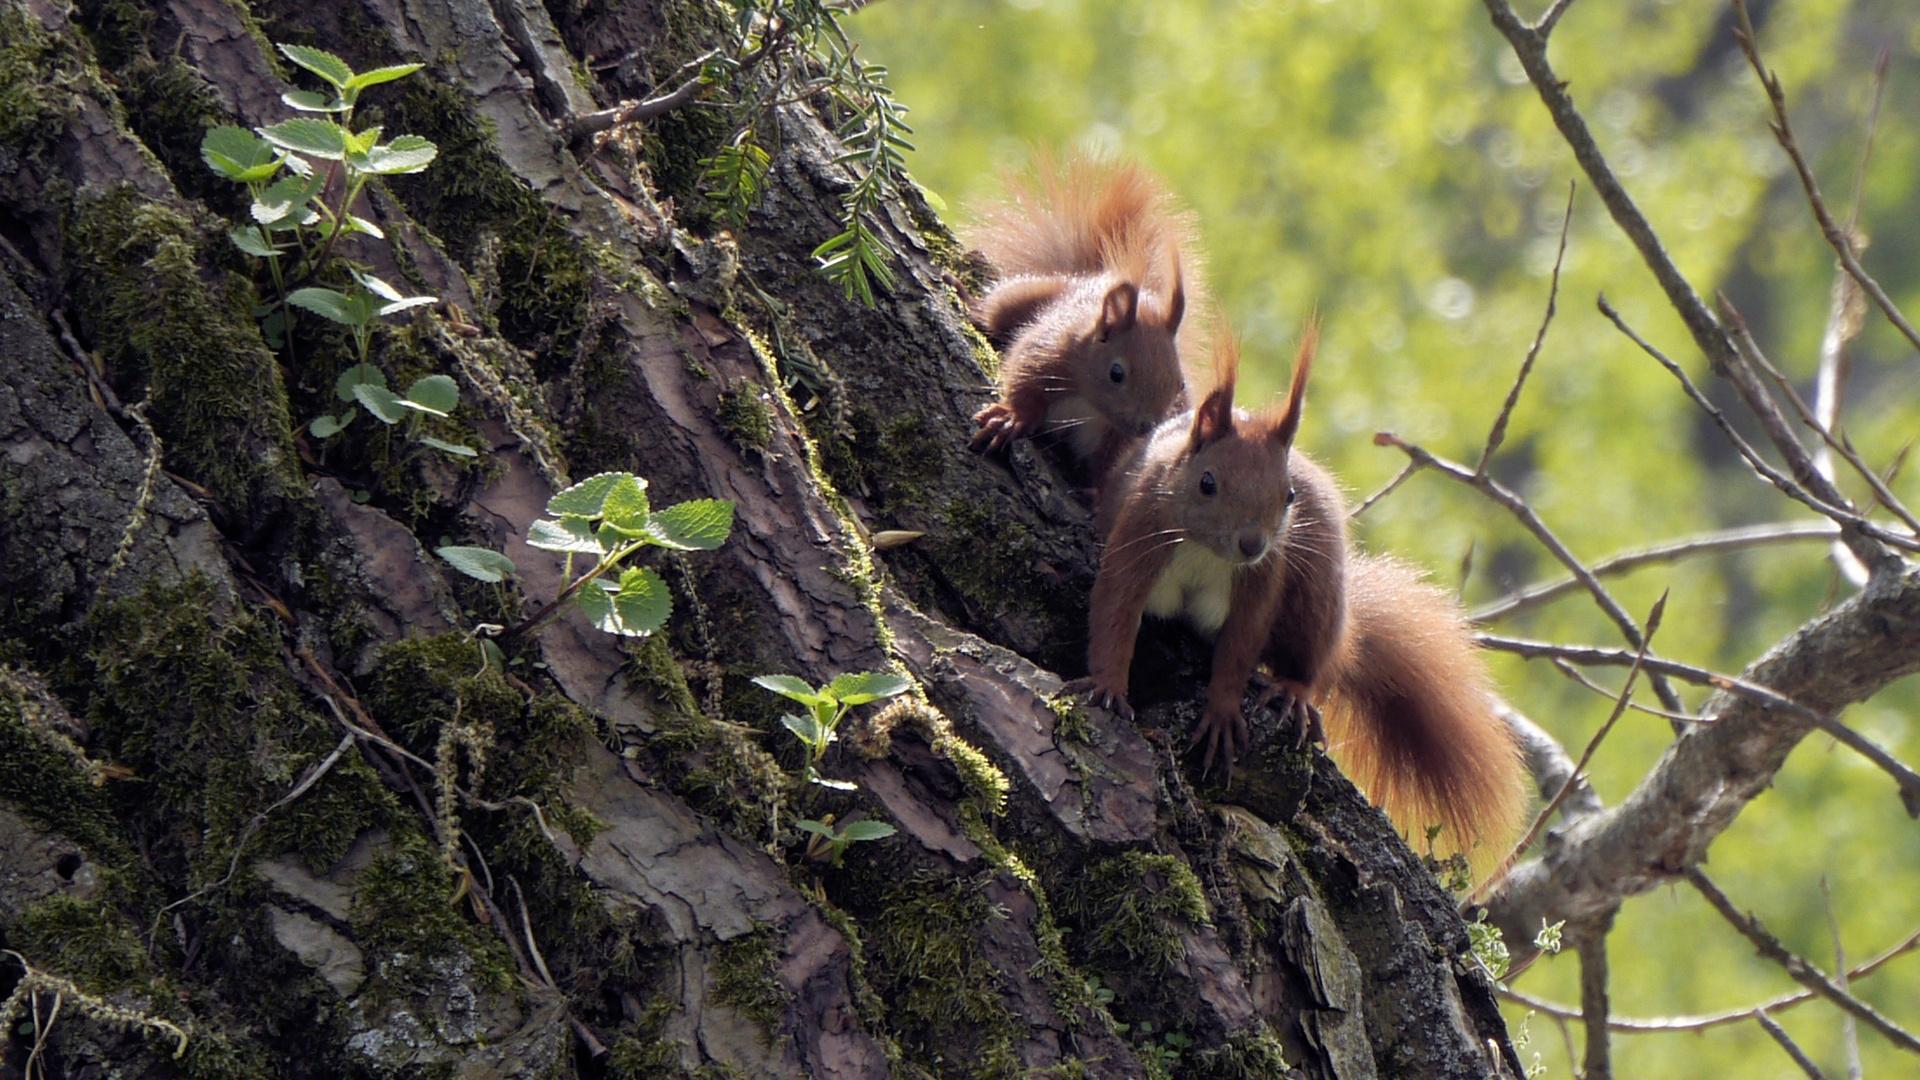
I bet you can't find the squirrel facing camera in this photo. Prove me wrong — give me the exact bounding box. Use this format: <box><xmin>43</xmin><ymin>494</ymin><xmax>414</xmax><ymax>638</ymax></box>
<box><xmin>965</xmin><ymin>152</ymin><xmax>1201</xmax><ymax>480</ymax></box>
<box><xmin>1076</xmin><ymin>324</ymin><xmax>1524</xmax><ymax>859</ymax></box>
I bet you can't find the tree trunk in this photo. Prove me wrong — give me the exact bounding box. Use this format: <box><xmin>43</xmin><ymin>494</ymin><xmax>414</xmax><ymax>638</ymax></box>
<box><xmin>0</xmin><ymin>1</ymin><xmax>1518</xmax><ymax>1078</ymax></box>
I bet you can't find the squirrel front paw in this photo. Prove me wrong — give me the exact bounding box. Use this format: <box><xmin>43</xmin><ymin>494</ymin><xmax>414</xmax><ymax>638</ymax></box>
<box><xmin>1191</xmin><ymin>702</ymin><xmax>1249</xmax><ymax>781</ymax></box>
<box><xmin>1063</xmin><ymin>676</ymin><xmax>1134</xmax><ymax>721</ymax></box>
<box><xmin>1250</xmin><ymin>675</ymin><xmax>1325</xmax><ymax>748</ymax></box>
<box><xmin>970</xmin><ymin>402</ymin><xmax>1037</xmax><ymax>454</ymax></box>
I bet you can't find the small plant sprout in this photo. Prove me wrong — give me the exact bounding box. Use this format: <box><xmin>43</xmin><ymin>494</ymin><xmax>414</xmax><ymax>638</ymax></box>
<box><xmin>754</xmin><ymin>670</ymin><xmax>912</xmax><ymax>789</ymax></box>
<box><xmin>1467</xmin><ymin>910</ymin><xmax>1510</xmax><ymax>981</ymax></box>
<box><xmin>310</xmin><ymin>361</ymin><xmax>474</xmax><ymax>456</ymax></box>
<box><xmin>794</xmin><ymin>814</ymin><xmax>896</xmax><ymax>867</ymax></box>
<box><xmin>436</xmin><ymin>472</ymin><xmax>734</xmax><ymax>639</ymax></box>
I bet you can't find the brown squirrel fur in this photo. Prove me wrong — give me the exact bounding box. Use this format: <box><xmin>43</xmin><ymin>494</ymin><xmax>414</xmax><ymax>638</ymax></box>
<box><xmin>966</xmin><ymin>153</ymin><xmax>1199</xmax><ymax>477</ymax></box>
<box><xmin>1076</xmin><ymin>328</ymin><xmax>1523</xmax><ymax>854</ymax></box>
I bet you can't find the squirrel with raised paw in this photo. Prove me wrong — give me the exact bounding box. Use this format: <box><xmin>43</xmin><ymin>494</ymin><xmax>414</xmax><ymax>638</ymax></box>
<box><xmin>1074</xmin><ymin>325</ymin><xmax>1523</xmax><ymax>853</ymax></box>
<box><xmin>966</xmin><ymin>152</ymin><xmax>1200</xmax><ymax>481</ymax></box>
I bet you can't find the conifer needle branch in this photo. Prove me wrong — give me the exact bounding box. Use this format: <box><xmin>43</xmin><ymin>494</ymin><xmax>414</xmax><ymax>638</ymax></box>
<box><xmin>1478</xmin><ymin>179</ymin><xmax>1573</xmax><ymax>478</ymax></box>
<box><xmin>1479</xmin><ymin>634</ymin><xmax>1920</xmax><ymax>815</ymax></box>
<box><xmin>1687</xmin><ymin>868</ymin><xmax>1920</xmax><ymax>1057</ymax></box>
<box><xmin>1730</xmin><ymin>0</ymin><xmax>1920</xmax><ymax>363</ymax></box>
<box><xmin>1754</xmin><ymin>1009</ymin><xmax>1832</xmax><ymax>1080</ymax></box>
<box><xmin>1375</xmin><ymin>431</ymin><xmax>1685</xmax><ymax>712</ymax></box>
<box><xmin>1501</xmin><ymin>924</ymin><xmax>1920</xmax><ymax>1031</ymax></box>
<box><xmin>1471</xmin><ymin>521</ymin><xmax>1839</xmax><ymax>623</ymax></box>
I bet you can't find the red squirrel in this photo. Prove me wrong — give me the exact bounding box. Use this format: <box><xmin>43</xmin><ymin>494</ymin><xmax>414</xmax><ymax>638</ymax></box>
<box><xmin>966</xmin><ymin>153</ymin><xmax>1198</xmax><ymax>479</ymax></box>
<box><xmin>1075</xmin><ymin>327</ymin><xmax>1523</xmax><ymax>853</ymax></box>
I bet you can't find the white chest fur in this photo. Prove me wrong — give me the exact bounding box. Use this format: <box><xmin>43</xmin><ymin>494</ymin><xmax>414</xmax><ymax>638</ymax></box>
<box><xmin>1144</xmin><ymin>542</ymin><xmax>1236</xmax><ymax>638</ymax></box>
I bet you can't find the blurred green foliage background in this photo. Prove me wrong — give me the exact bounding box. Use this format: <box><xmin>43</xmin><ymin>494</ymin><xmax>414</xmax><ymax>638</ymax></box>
<box><xmin>849</xmin><ymin>0</ymin><xmax>1920</xmax><ymax>1075</ymax></box>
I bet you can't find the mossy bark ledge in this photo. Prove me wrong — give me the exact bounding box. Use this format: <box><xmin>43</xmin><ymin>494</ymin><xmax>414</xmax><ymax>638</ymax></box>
<box><xmin>0</xmin><ymin>1</ymin><xmax>1516</xmax><ymax>1078</ymax></box>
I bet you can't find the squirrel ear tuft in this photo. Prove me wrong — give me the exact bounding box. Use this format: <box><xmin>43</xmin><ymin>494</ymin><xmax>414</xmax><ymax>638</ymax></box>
<box><xmin>1269</xmin><ymin>319</ymin><xmax>1318</xmax><ymax>447</ymax></box>
<box><xmin>1190</xmin><ymin>330</ymin><xmax>1240</xmax><ymax>447</ymax></box>
<box><xmin>1097</xmin><ymin>281</ymin><xmax>1139</xmax><ymax>340</ymax></box>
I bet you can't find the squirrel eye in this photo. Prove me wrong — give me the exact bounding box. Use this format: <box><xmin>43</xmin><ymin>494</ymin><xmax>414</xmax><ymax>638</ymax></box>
<box><xmin>1199</xmin><ymin>471</ymin><xmax>1217</xmax><ymax>497</ymax></box>
<box><xmin>1109</xmin><ymin>362</ymin><xmax>1126</xmax><ymax>385</ymax></box>
<box><xmin>1286</xmin><ymin>487</ymin><xmax>1298</xmax><ymax>506</ymax></box>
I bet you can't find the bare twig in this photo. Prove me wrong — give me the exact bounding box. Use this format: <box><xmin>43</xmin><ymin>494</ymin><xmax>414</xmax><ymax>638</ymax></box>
<box><xmin>1470</xmin><ymin>520</ymin><xmax>1839</xmax><ymax>623</ymax></box>
<box><xmin>1687</xmin><ymin>868</ymin><xmax>1920</xmax><ymax>1057</ymax></box>
<box><xmin>1578</xmin><ymin>918</ymin><xmax>1615</xmax><ymax>1080</ymax></box>
<box><xmin>1477</xmin><ymin>595</ymin><xmax>1663</xmax><ymax>903</ymax></box>
<box><xmin>1550</xmin><ymin>658</ymin><xmax>1699</xmax><ymax>725</ymax></box>
<box><xmin>568</xmin><ymin>49</ymin><xmax>723</xmax><ymax>141</ymax></box>
<box><xmin>1375</xmin><ymin>431</ymin><xmax>1685</xmax><ymax>711</ymax></box>
<box><xmin>1349</xmin><ymin>460</ymin><xmax>1418</xmax><ymax>520</ymax></box>
<box><xmin>1596</xmin><ymin>297</ymin><xmax>1917</xmax><ymax>557</ymax></box>
<box><xmin>1535</xmin><ymin>0</ymin><xmax>1579</xmax><ymax>37</ymax></box>
<box><xmin>1731</xmin><ymin>0</ymin><xmax>1920</xmax><ymax>363</ymax></box>
<box><xmin>1478</xmin><ymin>180</ymin><xmax>1574</xmax><ymax>477</ymax></box>
<box><xmin>1501</xmin><ymin>700</ymin><xmax>1604</xmax><ymax>821</ymax></box>
<box><xmin>1501</xmin><ymin>925</ymin><xmax>1920</xmax><ymax>1032</ymax></box>
<box><xmin>1755</xmin><ymin>1009</ymin><xmax>1832</xmax><ymax>1080</ymax></box>
<box><xmin>1823</xmin><ymin>878</ymin><xmax>1863</xmax><ymax>1080</ymax></box>
<box><xmin>1478</xmin><ymin>632</ymin><xmax>1920</xmax><ymax>814</ymax></box>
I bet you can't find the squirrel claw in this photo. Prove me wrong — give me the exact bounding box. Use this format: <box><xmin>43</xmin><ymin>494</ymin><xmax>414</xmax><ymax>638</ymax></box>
<box><xmin>1063</xmin><ymin>676</ymin><xmax>1134</xmax><ymax>721</ymax></box>
<box><xmin>970</xmin><ymin>403</ymin><xmax>1036</xmax><ymax>454</ymax></box>
<box><xmin>1251</xmin><ymin>676</ymin><xmax>1324</xmax><ymax>748</ymax></box>
<box><xmin>1189</xmin><ymin>705</ymin><xmax>1249</xmax><ymax>783</ymax></box>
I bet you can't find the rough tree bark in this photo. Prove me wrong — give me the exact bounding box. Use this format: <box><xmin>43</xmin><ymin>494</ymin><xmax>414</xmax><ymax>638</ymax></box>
<box><xmin>0</xmin><ymin>1</ymin><xmax>1517</xmax><ymax>1078</ymax></box>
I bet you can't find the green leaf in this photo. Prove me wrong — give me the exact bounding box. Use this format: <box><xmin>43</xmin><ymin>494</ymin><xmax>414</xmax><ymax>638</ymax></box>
<box><xmin>793</xmin><ymin>819</ymin><xmax>837</xmax><ymax>839</ymax></box>
<box><xmin>838</xmin><ymin>820</ymin><xmax>896</xmax><ymax>842</ymax></box>
<box><xmin>825</xmin><ymin>671</ymin><xmax>912</xmax><ymax>706</ymax></box>
<box><xmin>348</xmin><ymin>125</ymin><xmax>383</xmax><ymax>156</ymax></box>
<box><xmin>781</xmin><ymin>712</ymin><xmax>824</xmax><ymax>746</ymax></box>
<box><xmin>417</xmin><ymin>435</ymin><xmax>477</xmax><ymax>457</ymax></box>
<box><xmin>754</xmin><ymin>675</ymin><xmax>828</xmax><ymax>709</ymax></box>
<box><xmin>361</xmin><ymin>135</ymin><xmax>438</xmax><ymax>175</ymax></box>
<box><xmin>614</xmin><ymin>566</ymin><xmax>671</xmax><ymax>633</ymax></box>
<box><xmin>403</xmin><ymin>374</ymin><xmax>460</xmax><ymax>416</ymax></box>
<box><xmin>201</xmin><ymin>125</ymin><xmax>280</xmax><ymax>182</ymax></box>
<box><xmin>258</xmin><ymin>117</ymin><xmax>350</xmax><ymax>160</ymax></box>
<box><xmin>353</xmin><ymin>382</ymin><xmax>407</xmax><ymax>424</ymax></box>
<box><xmin>279</xmin><ymin>44</ymin><xmax>354</xmax><ymax>89</ymax></box>
<box><xmin>335</xmin><ymin>363</ymin><xmax>386</xmax><ymax>402</ymax></box>
<box><xmin>343</xmin><ymin>214</ymin><xmax>385</xmax><ymax>239</ymax></box>
<box><xmin>282</xmin><ymin>89</ymin><xmax>348</xmax><ymax>113</ymax></box>
<box><xmin>287</xmin><ymin>287</ymin><xmax>358</xmax><ymax>325</ymax></box>
<box><xmin>577</xmin><ymin>583</ymin><xmax>619</xmax><ymax>635</ymax></box>
<box><xmin>229</xmin><ymin>226</ymin><xmax>278</xmax><ymax>258</ymax></box>
<box><xmin>600</xmin><ymin>475</ymin><xmax>651</xmax><ymax>537</ymax></box>
<box><xmin>436</xmin><ymin>545</ymin><xmax>517</xmax><ymax>583</ymax></box>
<box><xmin>645</xmin><ymin>499</ymin><xmax>735</xmax><ymax>551</ymax></box>
<box><xmin>547</xmin><ymin>472</ymin><xmax>637</xmax><ymax>518</ymax></box>
<box><xmin>355</xmin><ymin>271</ymin><xmax>406</xmax><ymax>302</ymax></box>
<box><xmin>527</xmin><ymin>517</ymin><xmax>603</xmax><ymax>554</ymax></box>
<box><xmin>345</xmin><ymin>63</ymin><xmax>425</xmax><ymax>93</ymax></box>
<box><xmin>309</xmin><ymin>414</ymin><xmax>346</xmax><ymax>438</ymax></box>
<box><xmin>377</xmin><ymin>296</ymin><xmax>437</xmax><ymax>317</ymax></box>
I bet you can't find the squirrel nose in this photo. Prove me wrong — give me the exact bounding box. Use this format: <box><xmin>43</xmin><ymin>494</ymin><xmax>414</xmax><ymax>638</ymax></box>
<box><xmin>1238</xmin><ymin>533</ymin><xmax>1266</xmax><ymax>560</ymax></box>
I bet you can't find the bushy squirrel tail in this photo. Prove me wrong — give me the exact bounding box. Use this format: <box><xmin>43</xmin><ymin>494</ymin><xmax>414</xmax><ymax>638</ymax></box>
<box><xmin>970</xmin><ymin>150</ymin><xmax>1200</xmax><ymax>287</ymax></box>
<box><xmin>1326</xmin><ymin>554</ymin><xmax>1524</xmax><ymax>861</ymax></box>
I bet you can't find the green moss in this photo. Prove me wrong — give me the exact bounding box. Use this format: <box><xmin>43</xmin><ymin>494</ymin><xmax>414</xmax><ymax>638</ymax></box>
<box><xmin>64</xmin><ymin>188</ymin><xmax>301</xmax><ymax>511</ymax></box>
<box><xmin>10</xmin><ymin>890</ymin><xmax>154</xmax><ymax>994</ymax></box>
<box><xmin>630</xmin><ymin>633</ymin><xmax>702</xmax><ymax>719</ymax></box>
<box><xmin>608</xmin><ymin>997</ymin><xmax>688</xmax><ymax>1080</ymax></box>
<box><xmin>1046</xmin><ymin>694</ymin><xmax>1091</xmax><ymax>744</ymax></box>
<box><xmin>881</xmin><ymin>698</ymin><xmax>1009</xmax><ymax>816</ymax></box>
<box><xmin>350</xmin><ymin>830</ymin><xmax>515</xmax><ymax>997</ymax></box>
<box><xmin>711</xmin><ymin>928</ymin><xmax>789</xmax><ymax>1042</ymax></box>
<box><xmin>0</xmin><ymin>4</ymin><xmax>101</xmax><ymax>157</ymax></box>
<box><xmin>88</xmin><ymin>575</ymin><xmax>392</xmax><ymax>878</ymax></box>
<box><xmin>1057</xmin><ymin>853</ymin><xmax>1211</xmax><ymax>979</ymax></box>
<box><xmin>868</xmin><ymin>872</ymin><xmax>1023</xmax><ymax>1080</ymax></box>
<box><xmin>0</xmin><ymin>665</ymin><xmax>132</xmax><ymax>864</ymax></box>
<box><xmin>1181</xmin><ymin>1023</ymin><xmax>1295</xmax><ymax>1080</ymax></box>
<box><xmin>716</xmin><ymin>386</ymin><xmax>773</xmax><ymax>452</ymax></box>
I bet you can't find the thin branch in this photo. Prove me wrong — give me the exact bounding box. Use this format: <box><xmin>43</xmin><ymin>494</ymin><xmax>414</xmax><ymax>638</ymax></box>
<box><xmin>1478</xmin><ymin>633</ymin><xmax>1920</xmax><ymax>815</ymax></box>
<box><xmin>1477</xmin><ymin>595</ymin><xmax>1663</xmax><ymax>903</ymax></box>
<box><xmin>1823</xmin><ymin>878</ymin><xmax>1863</xmax><ymax>1080</ymax></box>
<box><xmin>1478</xmin><ymin>180</ymin><xmax>1574</xmax><ymax>477</ymax></box>
<box><xmin>1500</xmin><ymin>700</ymin><xmax>1604</xmax><ymax>821</ymax></box>
<box><xmin>1349</xmin><ymin>460</ymin><xmax>1418</xmax><ymax>520</ymax></box>
<box><xmin>1470</xmin><ymin>520</ymin><xmax>1839</xmax><ymax>623</ymax></box>
<box><xmin>1755</xmin><ymin>1009</ymin><xmax>1832</xmax><ymax>1080</ymax></box>
<box><xmin>568</xmin><ymin>49</ymin><xmax>723</xmax><ymax>141</ymax></box>
<box><xmin>1731</xmin><ymin>0</ymin><xmax>1920</xmax><ymax>363</ymax></box>
<box><xmin>1578</xmin><ymin>918</ymin><xmax>1615</xmax><ymax>1080</ymax></box>
<box><xmin>1688</xmin><ymin>868</ymin><xmax>1920</xmax><ymax>1057</ymax></box>
<box><xmin>1550</xmin><ymin>658</ymin><xmax>1699</xmax><ymax>725</ymax></box>
<box><xmin>1375</xmin><ymin>431</ymin><xmax>1685</xmax><ymax>711</ymax></box>
<box><xmin>1596</xmin><ymin>297</ymin><xmax>1918</xmax><ymax>556</ymax></box>
<box><xmin>1535</xmin><ymin>0</ymin><xmax>1579</xmax><ymax>38</ymax></box>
